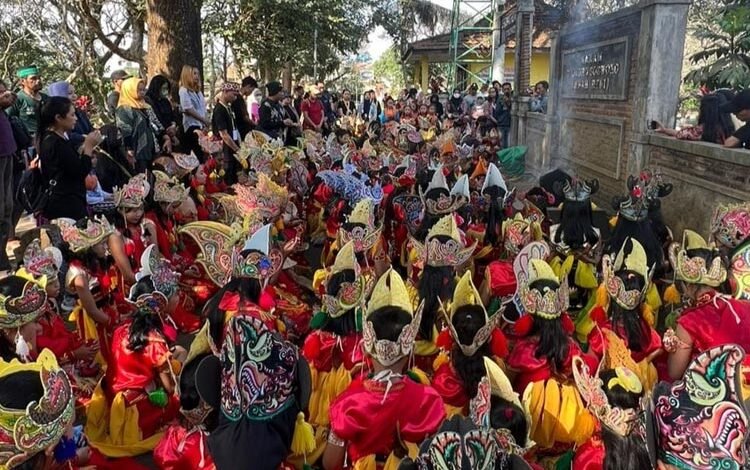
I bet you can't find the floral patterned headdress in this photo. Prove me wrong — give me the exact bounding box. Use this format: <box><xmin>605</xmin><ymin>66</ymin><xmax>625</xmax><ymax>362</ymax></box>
<box><xmin>321</xmin><ymin>241</ymin><xmax>374</xmax><ymax>319</ymax></box>
<box><xmin>668</xmin><ymin>230</ymin><xmax>727</xmax><ymax>287</ymax></box>
<box><xmin>338</xmin><ymin>198</ymin><xmax>383</xmax><ymax>254</ymax></box>
<box><xmin>114</xmin><ymin>173</ymin><xmax>151</xmax><ymax>209</ymax></box>
<box><xmin>711</xmin><ymin>202</ymin><xmax>750</xmax><ymax>249</ymax></box>
<box><xmin>501</xmin><ymin>212</ymin><xmax>543</xmax><ymax>257</ymax></box>
<box><xmin>130</xmin><ymin>244</ymin><xmax>181</xmax><ymax>301</ymax></box>
<box><xmin>0</xmin><ymin>276</ymin><xmax>47</xmax><ymax>330</ymax></box>
<box><xmin>231</xmin><ymin>224</ymin><xmax>283</xmax><ymax>281</ymax></box>
<box><xmin>602</xmin><ymin>237</ymin><xmax>654</xmax><ymax>310</ymax></box>
<box><xmin>410</xmin><ymin>214</ymin><xmax>476</xmax><ymax>268</ymax></box>
<box><xmin>19</xmin><ymin>239</ymin><xmax>62</xmax><ymax>280</ymax></box>
<box><xmin>0</xmin><ymin>349</ymin><xmax>75</xmax><ymax>469</ymax></box>
<box><xmin>519</xmin><ymin>259</ymin><xmax>569</xmax><ymax>320</ymax></box>
<box><xmin>55</xmin><ymin>216</ymin><xmax>114</xmax><ymax>253</ymax></box>
<box><xmin>363</xmin><ymin>269</ymin><xmax>423</xmax><ymax>366</ymax></box>
<box><xmin>419</xmin><ymin>166</ymin><xmax>467</xmax><ymax>216</ymax></box>
<box><xmin>153</xmin><ymin>170</ymin><xmax>189</xmax><ymax>204</ymax></box>
<box><xmin>173</xmin><ymin>151</ymin><xmax>200</xmax><ymax>173</ymax></box>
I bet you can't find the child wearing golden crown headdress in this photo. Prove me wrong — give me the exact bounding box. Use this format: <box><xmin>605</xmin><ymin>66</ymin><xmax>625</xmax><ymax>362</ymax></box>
<box><xmin>432</xmin><ymin>271</ymin><xmax>508</xmax><ymax>417</ymax></box>
<box><xmin>710</xmin><ymin>201</ymin><xmax>750</xmax><ymax>300</ymax></box>
<box><xmin>145</xmin><ymin>170</ymin><xmax>191</xmax><ymax>264</ymax></box>
<box><xmin>323</xmin><ymin>269</ymin><xmax>446</xmax><ymax>470</ymax></box>
<box><xmin>663</xmin><ymin>230</ymin><xmax>750</xmax><ymax>383</ymax></box>
<box><xmin>586</xmin><ymin>238</ymin><xmax>662</xmax><ymax>390</ymax></box>
<box><xmin>113</xmin><ymin>173</ymin><xmax>158</xmax><ymax>274</ymax></box>
<box><xmin>506</xmin><ymin>259</ymin><xmax>597</xmax><ymax>453</ymax></box>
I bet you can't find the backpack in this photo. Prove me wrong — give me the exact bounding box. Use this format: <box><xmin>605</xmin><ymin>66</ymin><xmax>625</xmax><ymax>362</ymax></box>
<box><xmin>15</xmin><ymin>165</ymin><xmax>55</xmax><ymax>214</ymax></box>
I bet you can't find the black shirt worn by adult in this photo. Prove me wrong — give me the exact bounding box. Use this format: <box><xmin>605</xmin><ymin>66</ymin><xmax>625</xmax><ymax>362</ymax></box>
<box><xmin>40</xmin><ymin>131</ymin><xmax>92</xmax><ymax>220</ymax></box>
<box><xmin>733</xmin><ymin>123</ymin><xmax>750</xmax><ymax>148</ymax></box>
<box><xmin>212</xmin><ymin>102</ymin><xmax>237</xmax><ymax>150</ymax></box>
<box><xmin>338</xmin><ymin>100</ymin><xmax>356</xmax><ymax>116</ymax></box>
<box><xmin>106</xmin><ymin>91</ymin><xmax>119</xmax><ymax>118</ymax></box>
<box><xmin>293</xmin><ymin>97</ymin><xmax>303</xmax><ymax>116</ymax></box>
<box><xmin>231</xmin><ymin>94</ymin><xmax>252</xmax><ymax>139</ymax></box>
<box><xmin>258</xmin><ymin>98</ymin><xmax>285</xmax><ymax>139</ymax></box>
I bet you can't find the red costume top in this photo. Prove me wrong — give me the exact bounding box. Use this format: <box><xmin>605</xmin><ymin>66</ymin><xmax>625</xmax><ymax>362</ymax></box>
<box><xmin>146</xmin><ymin>212</ymin><xmax>177</xmax><ymax>262</ymax></box>
<box><xmin>329</xmin><ymin>376</ymin><xmax>446</xmax><ymax>463</ymax></box>
<box><xmin>587</xmin><ymin>308</ymin><xmax>661</xmax><ymax>363</ymax></box>
<box><xmin>108</xmin><ymin>321</ymin><xmax>170</xmax><ymax>394</ymax></box>
<box><xmin>507</xmin><ymin>337</ymin><xmax>596</xmax><ymax>395</ymax></box>
<box><xmin>36</xmin><ymin>302</ymin><xmax>83</xmax><ymax>363</ymax></box>
<box><xmin>431</xmin><ymin>362</ymin><xmax>469</xmax><ymax>409</ymax></box>
<box><xmin>572</xmin><ymin>432</ymin><xmax>605</xmax><ymax>470</ymax></box>
<box><xmin>302</xmin><ymin>330</ymin><xmax>364</xmax><ymax>372</ymax></box>
<box><xmin>154</xmin><ymin>424</ymin><xmax>215</xmax><ymax>470</ymax></box>
<box><xmin>678</xmin><ymin>291</ymin><xmax>750</xmax><ymax>379</ymax></box>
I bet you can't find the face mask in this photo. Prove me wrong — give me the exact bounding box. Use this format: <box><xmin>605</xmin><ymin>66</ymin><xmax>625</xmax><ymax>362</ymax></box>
<box><xmin>453</xmin><ymin>93</ymin><xmax>461</xmax><ymax>98</ymax></box>
<box><xmin>161</xmin><ymin>88</ymin><xmax>170</xmax><ymax>98</ymax></box>
<box><xmin>15</xmin><ymin>329</ymin><xmax>30</xmax><ymax>360</ymax></box>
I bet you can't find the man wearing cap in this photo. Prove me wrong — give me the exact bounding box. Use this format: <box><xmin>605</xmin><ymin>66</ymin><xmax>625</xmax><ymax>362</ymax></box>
<box><xmin>106</xmin><ymin>70</ymin><xmax>130</xmax><ymax>118</ymax></box>
<box><xmin>232</xmin><ymin>76</ymin><xmax>257</xmax><ymax>140</ymax></box>
<box><xmin>5</xmin><ymin>65</ymin><xmax>46</xmax><ymax>137</ymax></box>
<box><xmin>212</xmin><ymin>82</ymin><xmax>242</xmax><ymax>184</ymax></box>
<box><xmin>722</xmin><ymin>89</ymin><xmax>750</xmax><ymax>149</ymax></box>
<box><xmin>258</xmin><ymin>81</ymin><xmax>292</xmax><ymax>140</ymax></box>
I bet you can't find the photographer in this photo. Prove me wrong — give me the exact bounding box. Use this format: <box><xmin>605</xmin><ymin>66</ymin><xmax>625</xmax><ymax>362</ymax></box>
<box><xmin>495</xmin><ymin>83</ymin><xmax>513</xmax><ymax>148</ymax></box>
<box><xmin>530</xmin><ymin>80</ymin><xmax>549</xmax><ymax>114</ymax></box>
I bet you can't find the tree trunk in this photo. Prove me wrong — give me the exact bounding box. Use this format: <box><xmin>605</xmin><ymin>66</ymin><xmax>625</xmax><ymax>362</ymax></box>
<box><xmin>282</xmin><ymin>61</ymin><xmax>293</xmax><ymax>91</ymax></box>
<box><xmin>145</xmin><ymin>0</ymin><xmax>204</xmax><ymax>87</ymax></box>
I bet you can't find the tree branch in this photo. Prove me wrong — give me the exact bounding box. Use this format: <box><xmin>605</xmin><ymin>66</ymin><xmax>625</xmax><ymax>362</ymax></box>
<box><xmin>75</xmin><ymin>0</ymin><xmax>145</xmax><ymax>64</ymax></box>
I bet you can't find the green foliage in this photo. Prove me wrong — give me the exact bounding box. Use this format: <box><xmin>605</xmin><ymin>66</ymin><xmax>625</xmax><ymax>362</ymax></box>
<box><xmin>684</xmin><ymin>2</ymin><xmax>750</xmax><ymax>89</ymax></box>
<box><xmin>373</xmin><ymin>46</ymin><xmax>411</xmax><ymax>92</ymax></box>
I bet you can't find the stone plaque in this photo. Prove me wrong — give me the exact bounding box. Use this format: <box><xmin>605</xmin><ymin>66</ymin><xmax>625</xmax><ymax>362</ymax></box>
<box><xmin>561</xmin><ymin>114</ymin><xmax>624</xmax><ymax>178</ymax></box>
<box><xmin>560</xmin><ymin>37</ymin><xmax>630</xmax><ymax>100</ymax></box>
<box><xmin>501</xmin><ymin>5</ymin><xmax>517</xmax><ymax>45</ymax></box>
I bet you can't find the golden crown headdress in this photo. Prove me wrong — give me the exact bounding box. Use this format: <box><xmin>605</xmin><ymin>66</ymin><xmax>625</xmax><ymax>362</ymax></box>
<box><xmin>114</xmin><ymin>173</ymin><xmax>150</xmax><ymax>209</ymax></box>
<box><xmin>153</xmin><ymin>170</ymin><xmax>189</xmax><ymax>204</ymax></box>
<box><xmin>19</xmin><ymin>239</ymin><xmax>61</xmax><ymax>280</ymax></box>
<box><xmin>0</xmin><ymin>349</ymin><xmax>75</xmax><ymax>469</ymax></box>
<box><xmin>470</xmin><ymin>357</ymin><xmax>533</xmax><ymax>454</ymax></box>
<box><xmin>179</xmin><ymin>221</ymin><xmax>245</xmax><ymax>286</ymax></box>
<box><xmin>519</xmin><ymin>259</ymin><xmax>569</xmax><ymax>319</ymax></box>
<box><xmin>440</xmin><ymin>271</ymin><xmax>498</xmax><ymax>356</ymax></box>
<box><xmin>0</xmin><ymin>277</ymin><xmax>47</xmax><ymax>330</ymax></box>
<box><xmin>572</xmin><ymin>355</ymin><xmax>641</xmax><ymax>438</ymax></box>
<box><xmin>339</xmin><ymin>198</ymin><xmax>383</xmax><ymax>254</ymax></box>
<box><xmin>711</xmin><ymin>202</ymin><xmax>750</xmax><ymax>249</ymax></box>
<box><xmin>668</xmin><ymin>230</ymin><xmax>727</xmax><ymax>287</ymax></box>
<box><xmin>602</xmin><ymin>238</ymin><xmax>654</xmax><ymax>310</ymax></box>
<box><xmin>55</xmin><ymin>215</ymin><xmax>113</xmax><ymax>253</ymax></box>
<box><xmin>322</xmin><ymin>242</ymin><xmax>374</xmax><ymax>318</ymax></box>
<box><xmin>363</xmin><ymin>269</ymin><xmax>423</xmax><ymax>366</ymax></box>
<box><xmin>410</xmin><ymin>214</ymin><xmax>476</xmax><ymax>268</ymax></box>
<box><xmin>502</xmin><ymin>213</ymin><xmax>543</xmax><ymax>257</ymax></box>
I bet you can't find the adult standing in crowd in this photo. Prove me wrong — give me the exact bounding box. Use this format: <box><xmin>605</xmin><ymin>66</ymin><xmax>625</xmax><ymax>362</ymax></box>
<box><xmin>212</xmin><ymin>82</ymin><xmax>241</xmax><ymax>185</ymax></box>
<box><xmin>337</xmin><ymin>89</ymin><xmax>356</xmax><ymax>118</ymax></box>
<box><xmin>258</xmin><ymin>81</ymin><xmax>292</xmax><ymax>140</ymax></box>
<box><xmin>0</xmin><ymin>80</ymin><xmax>17</xmax><ymax>273</ymax></box>
<box><xmin>106</xmin><ymin>70</ymin><xmax>129</xmax><ymax>119</ymax></box>
<box><xmin>722</xmin><ymin>89</ymin><xmax>750</xmax><ymax>148</ymax></box>
<box><xmin>178</xmin><ymin>65</ymin><xmax>208</xmax><ymax>159</ymax></box>
<box><xmin>145</xmin><ymin>74</ymin><xmax>180</xmax><ymax>150</ymax></box>
<box><xmin>317</xmin><ymin>81</ymin><xmax>335</xmax><ymax>129</ymax></box>
<box><xmin>447</xmin><ymin>87</ymin><xmax>464</xmax><ymax>118</ymax></box>
<box><xmin>39</xmin><ymin>96</ymin><xmax>101</xmax><ymax>221</ymax></box>
<box><xmin>6</xmin><ymin>65</ymin><xmax>46</xmax><ymax>137</ymax></box>
<box><xmin>301</xmin><ymin>87</ymin><xmax>325</xmax><ymax>132</ymax></box>
<box><xmin>233</xmin><ymin>76</ymin><xmax>257</xmax><ymax>140</ymax></box>
<box><xmin>429</xmin><ymin>93</ymin><xmax>444</xmax><ymax>118</ymax></box>
<box><xmin>47</xmin><ymin>81</ymin><xmax>93</xmax><ymax>149</ymax></box>
<box><xmin>293</xmin><ymin>85</ymin><xmax>305</xmax><ymax>115</ymax></box>
<box><xmin>281</xmin><ymin>91</ymin><xmax>301</xmax><ymax>146</ymax></box>
<box><xmin>116</xmin><ymin>77</ymin><xmax>158</xmax><ymax>173</ymax></box>
<box><xmin>462</xmin><ymin>83</ymin><xmax>478</xmax><ymax>111</ymax></box>
<box><xmin>495</xmin><ymin>83</ymin><xmax>512</xmax><ymax>148</ymax></box>
<box><xmin>530</xmin><ymin>80</ymin><xmax>549</xmax><ymax>114</ymax></box>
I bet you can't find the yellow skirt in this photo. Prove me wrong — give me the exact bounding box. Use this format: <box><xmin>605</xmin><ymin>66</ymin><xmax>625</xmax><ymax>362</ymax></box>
<box><xmin>523</xmin><ymin>379</ymin><xmax>595</xmax><ymax>449</ymax></box>
<box><xmin>351</xmin><ymin>442</ymin><xmax>419</xmax><ymax>470</ymax></box>
<box><xmin>85</xmin><ymin>381</ymin><xmax>164</xmax><ymax>457</ymax></box>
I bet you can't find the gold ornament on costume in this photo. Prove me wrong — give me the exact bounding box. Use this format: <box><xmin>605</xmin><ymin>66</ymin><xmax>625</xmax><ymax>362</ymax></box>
<box><xmin>363</xmin><ymin>269</ymin><xmax>423</xmax><ymax>366</ymax></box>
<box><xmin>0</xmin><ymin>277</ymin><xmax>47</xmax><ymax>330</ymax></box>
<box><xmin>339</xmin><ymin>198</ymin><xmax>383</xmax><ymax>254</ymax></box>
<box><xmin>439</xmin><ymin>271</ymin><xmax>498</xmax><ymax>357</ymax></box>
<box><xmin>668</xmin><ymin>230</ymin><xmax>727</xmax><ymax>287</ymax></box>
<box><xmin>410</xmin><ymin>214</ymin><xmax>476</xmax><ymax>268</ymax></box>
<box><xmin>55</xmin><ymin>215</ymin><xmax>114</xmax><ymax>253</ymax></box>
<box><xmin>321</xmin><ymin>242</ymin><xmax>373</xmax><ymax>318</ymax></box>
<box><xmin>711</xmin><ymin>202</ymin><xmax>750</xmax><ymax>249</ymax></box>
<box><xmin>153</xmin><ymin>170</ymin><xmax>189</xmax><ymax>204</ymax></box>
<box><xmin>572</xmin><ymin>355</ymin><xmax>641</xmax><ymax>438</ymax></box>
<box><xmin>173</xmin><ymin>151</ymin><xmax>200</xmax><ymax>173</ymax></box>
<box><xmin>519</xmin><ymin>259</ymin><xmax>569</xmax><ymax>319</ymax></box>
<box><xmin>502</xmin><ymin>213</ymin><xmax>543</xmax><ymax>257</ymax></box>
<box><xmin>602</xmin><ymin>238</ymin><xmax>654</xmax><ymax>310</ymax></box>
<box><xmin>113</xmin><ymin>173</ymin><xmax>150</xmax><ymax>209</ymax></box>
<box><xmin>20</xmin><ymin>239</ymin><xmax>61</xmax><ymax>280</ymax></box>
<box><xmin>0</xmin><ymin>349</ymin><xmax>75</xmax><ymax>469</ymax></box>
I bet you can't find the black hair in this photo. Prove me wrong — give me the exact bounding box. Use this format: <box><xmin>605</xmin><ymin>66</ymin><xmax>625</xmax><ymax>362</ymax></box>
<box><xmin>685</xmin><ymin>248</ymin><xmax>721</xmax><ymax>276</ymax></box>
<box><xmin>608</xmin><ymin>270</ymin><xmax>648</xmax><ymax>352</ymax></box>
<box><xmin>524</xmin><ymin>187</ymin><xmax>549</xmax><ymax>215</ymax></box>
<box><xmin>180</xmin><ymin>352</ymin><xmax>219</xmax><ymax>431</ymax></box>
<box><xmin>482</xmin><ymin>185</ymin><xmax>507</xmax><ymax>247</ymax></box>
<box><xmin>64</xmin><ymin>218</ymin><xmax>112</xmax><ymax>273</ymax></box>
<box><xmin>699</xmin><ymin>93</ymin><xmax>735</xmax><ymax>145</ymax></box>
<box><xmin>242</xmin><ymin>76</ymin><xmax>258</xmax><ymax>88</ymax></box>
<box><xmin>599</xmin><ymin>369</ymin><xmax>649</xmax><ymax>470</ymax></box>
<box><xmin>368</xmin><ymin>306</ymin><xmax>412</xmax><ymax>343</ymax></box>
<box><xmin>528</xmin><ymin>279</ymin><xmax>569</xmax><ymax>371</ymax></box>
<box><xmin>0</xmin><ymin>276</ymin><xmax>25</xmax><ymax>359</ymax></box>
<box><xmin>322</xmin><ymin>269</ymin><xmax>358</xmax><ymax>336</ymax></box>
<box><xmin>127</xmin><ymin>276</ymin><xmax>166</xmax><ymax>352</ymax></box>
<box><xmin>606</xmin><ymin>218</ymin><xmax>663</xmax><ymax>270</ymax></box>
<box><xmin>204</xmin><ymin>264</ymin><xmax>263</xmax><ymax>348</ymax></box>
<box><xmin>146</xmin><ymin>74</ymin><xmax>170</xmax><ymax>101</ymax></box>
<box><xmin>536</xmin><ymin>81</ymin><xmax>549</xmax><ymax>91</ymax></box>
<box><xmin>38</xmin><ymin>96</ymin><xmax>73</xmax><ymax>144</ymax></box>
<box><xmin>418</xmin><ymin>248</ymin><xmax>456</xmax><ymax>339</ymax></box>
<box><xmin>555</xmin><ymin>199</ymin><xmax>598</xmax><ymax>250</ymax></box>
<box><xmin>450</xmin><ymin>305</ymin><xmax>492</xmax><ymax>397</ymax></box>
<box><xmin>489</xmin><ymin>395</ymin><xmax>528</xmax><ymax>448</ymax></box>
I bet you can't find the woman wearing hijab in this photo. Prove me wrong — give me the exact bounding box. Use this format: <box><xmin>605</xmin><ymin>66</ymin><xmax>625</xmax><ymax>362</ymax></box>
<box><xmin>145</xmin><ymin>75</ymin><xmax>179</xmax><ymax>132</ymax></box>
<box><xmin>116</xmin><ymin>77</ymin><xmax>160</xmax><ymax>173</ymax></box>
<box><xmin>48</xmin><ymin>80</ymin><xmax>93</xmax><ymax>148</ymax></box>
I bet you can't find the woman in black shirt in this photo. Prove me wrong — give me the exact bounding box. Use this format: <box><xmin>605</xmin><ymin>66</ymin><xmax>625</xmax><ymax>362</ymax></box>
<box><xmin>39</xmin><ymin>96</ymin><xmax>100</xmax><ymax>221</ymax></box>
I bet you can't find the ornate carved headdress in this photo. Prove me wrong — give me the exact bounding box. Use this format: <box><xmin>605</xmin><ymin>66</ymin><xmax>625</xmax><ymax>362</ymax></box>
<box><xmin>173</xmin><ymin>151</ymin><xmax>200</xmax><ymax>173</ymax></box>
<box><xmin>440</xmin><ymin>271</ymin><xmax>498</xmax><ymax>356</ymax></box>
<box><xmin>519</xmin><ymin>259</ymin><xmax>569</xmax><ymax>319</ymax></box>
<box><xmin>231</xmin><ymin>224</ymin><xmax>283</xmax><ymax>281</ymax></box>
<box><xmin>19</xmin><ymin>239</ymin><xmax>62</xmax><ymax>280</ymax></box>
<box><xmin>0</xmin><ymin>277</ymin><xmax>47</xmax><ymax>330</ymax></box>
<box><xmin>55</xmin><ymin>216</ymin><xmax>114</xmax><ymax>253</ymax></box>
<box><xmin>711</xmin><ymin>202</ymin><xmax>750</xmax><ymax>249</ymax></box>
<box><xmin>338</xmin><ymin>198</ymin><xmax>383</xmax><ymax>253</ymax></box>
<box><xmin>602</xmin><ymin>237</ymin><xmax>654</xmax><ymax>310</ymax></box>
<box><xmin>321</xmin><ymin>241</ymin><xmax>373</xmax><ymax>318</ymax></box>
<box><xmin>419</xmin><ymin>166</ymin><xmax>467</xmax><ymax>215</ymax></box>
<box><xmin>153</xmin><ymin>170</ymin><xmax>189</xmax><ymax>204</ymax></box>
<box><xmin>133</xmin><ymin>244</ymin><xmax>181</xmax><ymax>299</ymax></box>
<box><xmin>502</xmin><ymin>212</ymin><xmax>543</xmax><ymax>257</ymax></box>
<box><xmin>562</xmin><ymin>177</ymin><xmax>598</xmax><ymax>202</ymax></box>
<box><xmin>410</xmin><ymin>214</ymin><xmax>476</xmax><ymax>268</ymax></box>
<box><xmin>0</xmin><ymin>349</ymin><xmax>75</xmax><ymax>469</ymax></box>
<box><xmin>114</xmin><ymin>173</ymin><xmax>151</xmax><ymax>209</ymax></box>
<box><xmin>363</xmin><ymin>269</ymin><xmax>423</xmax><ymax>366</ymax></box>
<box><xmin>668</xmin><ymin>230</ymin><xmax>727</xmax><ymax>287</ymax></box>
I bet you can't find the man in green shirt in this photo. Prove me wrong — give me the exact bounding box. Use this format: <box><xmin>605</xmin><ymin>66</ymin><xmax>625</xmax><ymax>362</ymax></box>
<box><xmin>6</xmin><ymin>65</ymin><xmax>47</xmax><ymax>137</ymax></box>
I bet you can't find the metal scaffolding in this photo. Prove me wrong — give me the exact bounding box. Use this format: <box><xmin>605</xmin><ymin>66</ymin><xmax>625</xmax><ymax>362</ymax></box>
<box><xmin>448</xmin><ymin>0</ymin><xmax>497</xmax><ymax>90</ymax></box>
